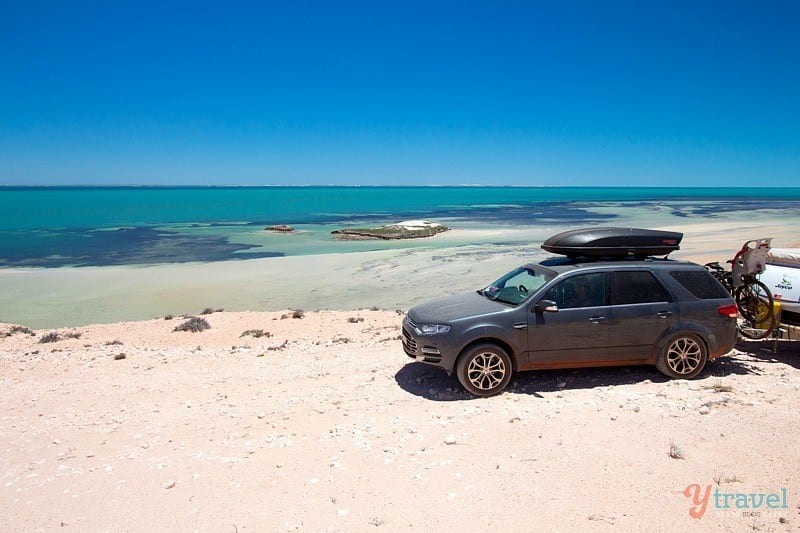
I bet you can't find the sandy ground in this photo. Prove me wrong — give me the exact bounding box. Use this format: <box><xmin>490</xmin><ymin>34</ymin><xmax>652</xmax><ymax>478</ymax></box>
<box><xmin>1</xmin><ymin>310</ymin><xmax>799</xmax><ymax>532</ymax></box>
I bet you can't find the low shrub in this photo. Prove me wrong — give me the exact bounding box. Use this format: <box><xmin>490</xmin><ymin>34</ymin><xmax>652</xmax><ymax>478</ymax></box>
<box><xmin>267</xmin><ymin>340</ymin><xmax>289</xmax><ymax>351</ymax></box>
<box><xmin>2</xmin><ymin>325</ymin><xmax>35</xmax><ymax>338</ymax></box>
<box><xmin>173</xmin><ymin>317</ymin><xmax>211</xmax><ymax>333</ymax></box>
<box><xmin>38</xmin><ymin>331</ymin><xmax>81</xmax><ymax>344</ymax></box>
<box><xmin>39</xmin><ymin>332</ymin><xmax>61</xmax><ymax>344</ymax></box>
<box><xmin>240</xmin><ymin>329</ymin><xmax>272</xmax><ymax>338</ymax></box>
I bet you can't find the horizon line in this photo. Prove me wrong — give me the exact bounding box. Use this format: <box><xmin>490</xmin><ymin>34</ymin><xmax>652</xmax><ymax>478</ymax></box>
<box><xmin>2</xmin><ymin>184</ymin><xmax>799</xmax><ymax>190</ymax></box>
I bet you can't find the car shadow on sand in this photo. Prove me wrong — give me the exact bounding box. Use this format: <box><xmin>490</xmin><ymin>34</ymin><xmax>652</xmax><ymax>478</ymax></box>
<box><xmin>733</xmin><ymin>338</ymin><xmax>800</xmax><ymax>370</ymax></box>
<box><xmin>395</xmin><ymin>352</ymin><xmax>763</xmax><ymax>402</ymax></box>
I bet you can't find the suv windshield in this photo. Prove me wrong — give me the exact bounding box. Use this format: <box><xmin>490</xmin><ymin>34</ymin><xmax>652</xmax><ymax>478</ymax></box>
<box><xmin>481</xmin><ymin>266</ymin><xmax>555</xmax><ymax>305</ymax></box>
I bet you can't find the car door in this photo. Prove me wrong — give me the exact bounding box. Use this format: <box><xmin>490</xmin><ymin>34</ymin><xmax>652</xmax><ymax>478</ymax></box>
<box><xmin>607</xmin><ymin>270</ymin><xmax>677</xmax><ymax>362</ymax></box>
<box><xmin>526</xmin><ymin>272</ymin><xmax>611</xmax><ymax>367</ymax></box>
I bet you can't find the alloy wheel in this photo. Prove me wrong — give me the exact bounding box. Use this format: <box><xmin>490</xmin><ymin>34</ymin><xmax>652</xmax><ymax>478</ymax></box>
<box><xmin>466</xmin><ymin>351</ymin><xmax>507</xmax><ymax>391</ymax></box>
<box><xmin>666</xmin><ymin>337</ymin><xmax>703</xmax><ymax>376</ymax></box>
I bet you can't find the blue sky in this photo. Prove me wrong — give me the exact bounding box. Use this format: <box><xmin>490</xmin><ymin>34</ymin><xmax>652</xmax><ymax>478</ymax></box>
<box><xmin>1</xmin><ymin>1</ymin><xmax>798</xmax><ymax>186</ymax></box>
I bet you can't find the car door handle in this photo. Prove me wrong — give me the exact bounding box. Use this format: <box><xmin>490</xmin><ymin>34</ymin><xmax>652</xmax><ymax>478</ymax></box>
<box><xmin>589</xmin><ymin>316</ymin><xmax>606</xmax><ymax>324</ymax></box>
<box><xmin>513</xmin><ymin>322</ymin><xmax>528</xmax><ymax>330</ymax></box>
<box><xmin>657</xmin><ymin>311</ymin><xmax>674</xmax><ymax>319</ymax></box>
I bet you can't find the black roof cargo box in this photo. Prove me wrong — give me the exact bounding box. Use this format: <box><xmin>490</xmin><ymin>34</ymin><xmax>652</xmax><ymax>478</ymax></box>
<box><xmin>541</xmin><ymin>227</ymin><xmax>683</xmax><ymax>258</ymax></box>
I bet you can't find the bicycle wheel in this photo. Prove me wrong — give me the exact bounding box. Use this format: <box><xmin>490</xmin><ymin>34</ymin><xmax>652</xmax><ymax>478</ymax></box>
<box><xmin>734</xmin><ymin>280</ymin><xmax>776</xmax><ymax>340</ymax></box>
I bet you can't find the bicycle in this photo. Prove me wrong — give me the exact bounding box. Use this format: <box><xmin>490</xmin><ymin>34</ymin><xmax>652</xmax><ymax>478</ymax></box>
<box><xmin>705</xmin><ymin>238</ymin><xmax>776</xmax><ymax>340</ymax></box>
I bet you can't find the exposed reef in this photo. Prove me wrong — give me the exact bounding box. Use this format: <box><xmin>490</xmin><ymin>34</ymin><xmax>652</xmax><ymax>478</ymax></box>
<box><xmin>331</xmin><ymin>220</ymin><xmax>449</xmax><ymax>240</ymax></box>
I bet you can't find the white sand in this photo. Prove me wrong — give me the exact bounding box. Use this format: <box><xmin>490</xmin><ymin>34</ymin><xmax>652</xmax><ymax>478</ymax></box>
<box><xmin>1</xmin><ymin>311</ymin><xmax>798</xmax><ymax>531</ymax></box>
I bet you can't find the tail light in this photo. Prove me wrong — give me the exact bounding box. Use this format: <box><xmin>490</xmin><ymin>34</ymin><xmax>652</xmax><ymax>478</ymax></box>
<box><xmin>717</xmin><ymin>304</ymin><xmax>738</xmax><ymax>318</ymax></box>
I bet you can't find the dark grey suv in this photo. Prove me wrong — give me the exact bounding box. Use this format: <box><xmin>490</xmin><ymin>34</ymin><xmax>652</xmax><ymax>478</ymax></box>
<box><xmin>402</xmin><ymin>246</ymin><xmax>738</xmax><ymax>397</ymax></box>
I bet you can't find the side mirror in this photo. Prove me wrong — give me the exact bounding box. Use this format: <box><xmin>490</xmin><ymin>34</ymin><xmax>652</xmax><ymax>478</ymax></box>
<box><xmin>534</xmin><ymin>300</ymin><xmax>558</xmax><ymax>313</ymax></box>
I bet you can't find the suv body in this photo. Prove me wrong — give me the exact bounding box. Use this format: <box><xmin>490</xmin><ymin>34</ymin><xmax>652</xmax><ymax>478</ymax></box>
<box><xmin>402</xmin><ymin>256</ymin><xmax>738</xmax><ymax>396</ymax></box>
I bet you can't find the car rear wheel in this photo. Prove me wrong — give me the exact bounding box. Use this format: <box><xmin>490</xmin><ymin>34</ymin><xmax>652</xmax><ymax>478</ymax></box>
<box><xmin>655</xmin><ymin>333</ymin><xmax>708</xmax><ymax>379</ymax></box>
<box><xmin>456</xmin><ymin>344</ymin><xmax>512</xmax><ymax>397</ymax></box>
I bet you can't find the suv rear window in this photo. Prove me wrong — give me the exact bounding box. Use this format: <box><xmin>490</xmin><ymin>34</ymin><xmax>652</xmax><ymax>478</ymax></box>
<box><xmin>670</xmin><ymin>270</ymin><xmax>730</xmax><ymax>299</ymax></box>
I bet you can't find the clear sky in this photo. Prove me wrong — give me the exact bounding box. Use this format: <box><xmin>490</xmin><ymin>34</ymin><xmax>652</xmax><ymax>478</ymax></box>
<box><xmin>1</xmin><ymin>1</ymin><xmax>798</xmax><ymax>186</ymax></box>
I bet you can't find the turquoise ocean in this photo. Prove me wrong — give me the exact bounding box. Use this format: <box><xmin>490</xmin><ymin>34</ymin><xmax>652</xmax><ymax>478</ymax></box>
<box><xmin>1</xmin><ymin>186</ymin><xmax>799</xmax><ymax>267</ymax></box>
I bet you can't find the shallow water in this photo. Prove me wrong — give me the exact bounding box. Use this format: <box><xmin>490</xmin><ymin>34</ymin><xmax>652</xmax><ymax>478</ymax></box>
<box><xmin>1</xmin><ymin>186</ymin><xmax>799</xmax><ymax>267</ymax></box>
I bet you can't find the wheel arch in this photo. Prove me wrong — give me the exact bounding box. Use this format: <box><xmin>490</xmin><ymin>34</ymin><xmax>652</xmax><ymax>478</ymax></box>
<box><xmin>652</xmin><ymin>321</ymin><xmax>714</xmax><ymax>361</ymax></box>
<box><xmin>455</xmin><ymin>337</ymin><xmax>519</xmax><ymax>373</ymax></box>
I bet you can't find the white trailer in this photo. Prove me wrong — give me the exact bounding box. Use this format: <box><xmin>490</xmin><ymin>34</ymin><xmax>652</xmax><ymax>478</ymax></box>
<box><xmin>761</xmin><ymin>248</ymin><xmax>800</xmax><ymax>325</ymax></box>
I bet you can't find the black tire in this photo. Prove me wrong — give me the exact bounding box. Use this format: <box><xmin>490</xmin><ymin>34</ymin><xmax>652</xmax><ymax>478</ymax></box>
<box><xmin>456</xmin><ymin>343</ymin><xmax>513</xmax><ymax>397</ymax></box>
<box><xmin>734</xmin><ymin>280</ymin><xmax>775</xmax><ymax>340</ymax></box>
<box><xmin>655</xmin><ymin>333</ymin><xmax>708</xmax><ymax>380</ymax></box>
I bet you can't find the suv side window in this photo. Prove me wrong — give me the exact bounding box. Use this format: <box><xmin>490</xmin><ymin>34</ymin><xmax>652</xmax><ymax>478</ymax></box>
<box><xmin>670</xmin><ymin>270</ymin><xmax>731</xmax><ymax>299</ymax></box>
<box><xmin>611</xmin><ymin>271</ymin><xmax>671</xmax><ymax>305</ymax></box>
<box><xmin>542</xmin><ymin>272</ymin><xmax>607</xmax><ymax>309</ymax></box>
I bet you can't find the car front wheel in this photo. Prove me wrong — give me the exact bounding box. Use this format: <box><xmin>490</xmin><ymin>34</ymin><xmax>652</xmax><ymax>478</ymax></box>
<box><xmin>456</xmin><ymin>344</ymin><xmax>513</xmax><ymax>397</ymax></box>
<box><xmin>656</xmin><ymin>333</ymin><xmax>708</xmax><ymax>379</ymax></box>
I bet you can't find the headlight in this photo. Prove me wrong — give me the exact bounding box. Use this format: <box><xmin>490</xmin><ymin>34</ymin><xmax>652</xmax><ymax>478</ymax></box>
<box><xmin>414</xmin><ymin>324</ymin><xmax>451</xmax><ymax>335</ymax></box>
